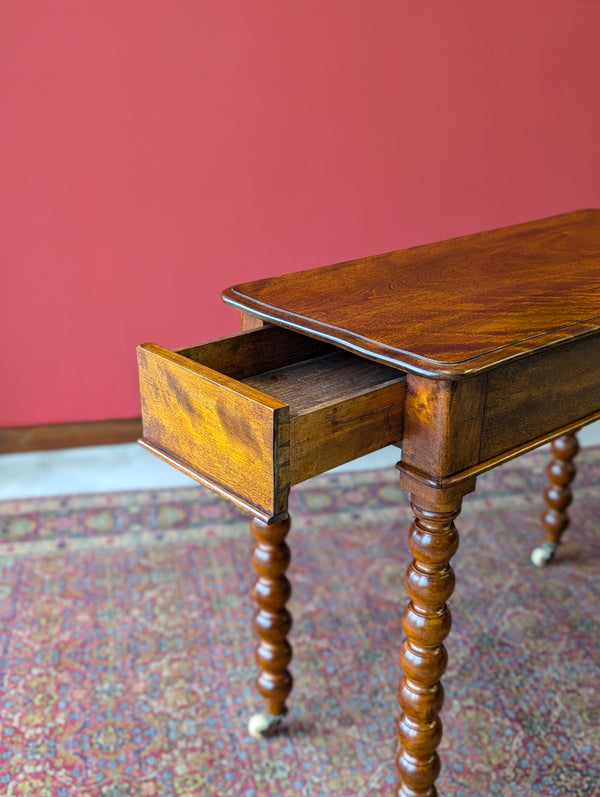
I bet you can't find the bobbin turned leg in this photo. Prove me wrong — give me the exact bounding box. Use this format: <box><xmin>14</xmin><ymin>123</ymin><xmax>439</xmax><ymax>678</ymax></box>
<box><xmin>248</xmin><ymin>515</ymin><xmax>293</xmax><ymax>738</ymax></box>
<box><xmin>396</xmin><ymin>479</ymin><xmax>473</xmax><ymax>797</ymax></box>
<box><xmin>531</xmin><ymin>432</ymin><xmax>579</xmax><ymax>567</ymax></box>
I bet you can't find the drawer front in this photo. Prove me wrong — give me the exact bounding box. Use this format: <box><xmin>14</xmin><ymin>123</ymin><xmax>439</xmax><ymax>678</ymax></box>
<box><xmin>138</xmin><ymin>342</ymin><xmax>290</xmax><ymax>521</ymax></box>
<box><xmin>138</xmin><ymin>326</ymin><xmax>406</xmax><ymax>522</ymax></box>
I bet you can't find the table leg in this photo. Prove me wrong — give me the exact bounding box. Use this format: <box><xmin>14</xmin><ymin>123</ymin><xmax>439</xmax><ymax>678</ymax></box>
<box><xmin>396</xmin><ymin>485</ymin><xmax>466</xmax><ymax>797</ymax></box>
<box><xmin>248</xmin><ymin>515</ymin><xmax>293</xmax><ymax>737</ymax></box>
<box><xmin>531</xmin><ymin>432</ymin><xmax>579</xmax><ymax>566</ymax></box>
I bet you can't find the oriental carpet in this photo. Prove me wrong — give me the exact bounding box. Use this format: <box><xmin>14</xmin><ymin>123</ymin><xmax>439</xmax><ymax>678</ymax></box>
<box><xmin>0</xmin><ymin>446</ymin><xmax>599</xmax><ymax>796</ymax></box>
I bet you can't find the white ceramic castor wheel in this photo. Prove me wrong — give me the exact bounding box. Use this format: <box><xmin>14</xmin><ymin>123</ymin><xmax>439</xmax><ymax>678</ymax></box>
<box><xmin>531</xmin><ymin>541</ymin><xmax>557</xmax><ymax>567</ymax></box>
<box><xmin>248</xmin><ymin>712</ymin><xmax>282</xmax><ymax>739</ymax></box>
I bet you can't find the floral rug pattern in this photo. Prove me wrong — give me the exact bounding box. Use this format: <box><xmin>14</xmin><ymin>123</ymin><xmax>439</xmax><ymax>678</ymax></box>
<box><xmin>1</xmin><ymin>446</ymin><xmax>599</xmax><ymax>796</ymax></box>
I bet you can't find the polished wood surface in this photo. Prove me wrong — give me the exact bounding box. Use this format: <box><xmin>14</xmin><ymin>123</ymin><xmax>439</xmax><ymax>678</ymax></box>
<box><xmin>216</xmin><ymin>209</ymin><xmax>600</xmax><ymax>795</ymax></box>
<box><xmin>542</xmin><ymin>432</ymin><xmax>579</xmax><ymax>548</ymax></box>
<box><xmin>399</xmin><ymin>339</ymin><xmax>600</xmax><ymax>488</ymax></box>
<box><xmin>224</xmin><ymin>208</ymin><xmax>600</xmax><ymax>378</ymax></box>
<box><xmin>251</xmin><ymin>516</ymin><xmax>294</xmax><ymax>718</ymax></box>
<box><xmin>138</xmin><ymin>337</ymin><xmax>290</xmax><ymax>521</ymax></box>
<box><xmin>397</xmin><ymin>494</ymin><xmax>459</xmax><ymax>796</ymax></box>
<box><xmin>480</xmin><ymin>338</ymin><xmax>599</xmax><ymax>461</ymax></box>
<box><xmin>137</xmin><ymin>209</ymin><xmax>600</xmax><ymax>796</ymax></box>
<box><xmin>138</xmin><ymin>325</ymin><xmax>406</xmax><ymax>521</ymax></box>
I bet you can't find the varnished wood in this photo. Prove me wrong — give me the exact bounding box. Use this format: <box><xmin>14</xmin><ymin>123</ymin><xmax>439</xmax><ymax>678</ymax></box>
<box><xmin>398</xmin><ymin>337</ymin><xmax>600</xmax><ymax>485</ymax></box>
<box><xmin>397</xmin><ymin>411</ymin><xmax>600</xmax><ymax>491</ymax></box>
<box><xmin>223</xmin><ymin>209</ymin><xmax>600</xmax><ymax>378</ymax></box>
<box><xmin>138</xmin><ymin>326</ymin><xmax>406</xmax><ymax>520</ymax></box>
<box><xmin>177</xmin><ymin>324</ymin><xmax>334</xmax><ymax>380</ymax></box>
<box><xmin>242</xmin><ymin>349</ymin><xmax>402</xmax><ymax>411</ymax></box>
<box><xmin>242</xmin><ymin>349</ymin><xmax>406</xmax><ymax>484</ymax></box>
<box><xmin>395</xmin><ymin>477</ymin><xmax>474</xmax><ymax>797</ymax></box>
<box><xmin>0</xmin><ymin>417</ymin><xmax>142</xmax><ymax>454</ymax></box>
<box><xmin>400</xmin><ymin>373</ymin><xmax>487</xmax><ymax>480</ymax></box>
<box><xmin>251</xmin><ymin>516</ymin><xmax>293</xmax><ymax>717</ymax></box>
<box><xmin>480</xmin><ymin>336</ymin><xmax>600</xmax><ymax>462</ymax></box>
<box><xmin>138</xmin><ymin>340</ymin><xmax>291</xmax><ymax>521</ymax></box>
<box><xmin>137</xmin><ymin>208</ymin><xmax>600</xmax><ymax>796</ymax></box>
<box><xmin>220</xmin><ymin>211</ymin><xmax>600</xmax><ymax>796</ymax></box>
<box><xmin>288</xmin><ymin>381</ymin><xmax>403</xmax><ymax>485</ymax></box>
<box><xmin>240</xmin><ymin>311</ymin><xmax>265</xmax><ymax>331</ymax></box>
<box><xmin>542</xmin><ymin>432</ymin><xmax>579</xmax><ymax>548</ymax></box>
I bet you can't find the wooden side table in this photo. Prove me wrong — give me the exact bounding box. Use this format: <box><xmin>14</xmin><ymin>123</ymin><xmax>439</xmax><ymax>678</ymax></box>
<box><xmin>137</xmin><ymin>208</ymin><xmax>600</xmax><ymax>796</ymax></box>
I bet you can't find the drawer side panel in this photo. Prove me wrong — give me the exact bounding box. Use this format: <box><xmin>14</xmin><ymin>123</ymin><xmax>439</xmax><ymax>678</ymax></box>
<box><xmin>290</xmin><ymin>380</ymin><xmax>406</xmax><ymax>484</ymax></box>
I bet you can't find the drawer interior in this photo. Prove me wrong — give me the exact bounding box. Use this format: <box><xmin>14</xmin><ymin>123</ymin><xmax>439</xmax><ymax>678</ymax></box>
<box><xmin>242</xmin><ymin>349</ymin><xmax>404</xmax><ymax>413</ymax></box>
<box><xmin>176</xmin><ymin>324</ymin><xmax>336</xmax><ymax>380</ymax></box>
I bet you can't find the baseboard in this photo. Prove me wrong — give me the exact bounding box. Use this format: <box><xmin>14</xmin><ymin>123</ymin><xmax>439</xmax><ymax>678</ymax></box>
<box><xmin>2</xmin><ymin>416</ymin><xmax>598</xmax><ymax>457</ymax></box>
<box><xmin>0</xmin><ymin>418</ymin><xmax>143</xmax><ymax>454</ymax></box>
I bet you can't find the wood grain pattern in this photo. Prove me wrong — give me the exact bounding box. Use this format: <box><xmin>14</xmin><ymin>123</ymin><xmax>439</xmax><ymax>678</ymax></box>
<box><xmin>479</xmin><ymin>334</ymin><xmax>600</xmax><ymax>461</ymax></box>
<box><xmin>251</xmin><ymin>516</ymin><xmax>294</xmax><ymax>717</ymax></box>
<box><xmin>177</xmin><ymin>324</ymin><xmax>334</xmax><ymax>380</ymax></box>
<box><xmin>244</xmin><ymin>350</ymin><xmax>406</xmax><ymax>484</ymax></box>
<box><xmin>542</xmin><ymin>432</ymin><xmax>579</xmax><ymax>548</ymax></box>
<box><xmin>242</xmin><ymin>350</ymin><xmax>404</xmax><ymax>413</ymax></box>
<box><xmin>398</xmin><ymin>331</ymin><xmax>600</xmax><ymax>484</ymax></box>
<box><xmin>289</xmin><ymin>381</ymin><xmax>405</xmax><ymax>484</ymax></box>
<box><xmin>223</xmin><ymin>209</ymin><xmax>600</xmax><ymax>378</ymax></box>
<box><xmin>137</xmin><ymin>208</ymin><xmax>600</xmax><ymax>797</ymax></box>
<box><xmin>395</xmin><ymin>480</ymin><xmax>472</xmax><ymax>797</ymax></box>
<box><xmin>138</xmin><ymin>342</ymin><xmax>290</xmax><ymax>520</ymax></box>
<box><xmin>400</xmin><ymin>373</ymin><xmax>487</xmax><ymax>479</ymax></box>
<box><xmin>138</xmin><ymin>328</ymin><xmax>406</xmax><ymax>520</ymax></box>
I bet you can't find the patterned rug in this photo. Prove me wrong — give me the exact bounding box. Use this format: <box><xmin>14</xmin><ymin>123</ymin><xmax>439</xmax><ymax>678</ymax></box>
<box><xmin>0</xmin><ymin>446</ymin><xmax>599</xmax><ymax>797</ymax></box>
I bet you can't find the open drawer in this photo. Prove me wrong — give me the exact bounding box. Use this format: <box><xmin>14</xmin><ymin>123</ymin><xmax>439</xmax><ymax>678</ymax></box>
<box><xmin>137</xmin><ymin>325</ymin><xmax>406</xmax><ymax>522</ymax></box>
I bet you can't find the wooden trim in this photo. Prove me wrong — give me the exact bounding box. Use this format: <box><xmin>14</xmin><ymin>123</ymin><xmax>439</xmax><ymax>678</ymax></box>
<box><xmin>239</xmin><ymin>311</ymin><xmax>265</xmax><ymax>331</ymax></box>
<box><xmin>397</xmin><ymin>409</ymin><xmax>600</xmax><ymax>490</ymax></box>
<box><xmin>138</xmin><ymin>438</ymin><xmax>287</xmax><ymax>524</ymax></box>
<box><xmin>0</xmin><ymin>418</ymin><xmax>143</xmax><ymax>454</ymax></box>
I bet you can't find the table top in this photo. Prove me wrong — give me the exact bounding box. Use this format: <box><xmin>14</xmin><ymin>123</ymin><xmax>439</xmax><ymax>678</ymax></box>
<box><xmin>223</xmin><ymin>209</ymin><xmax>600</xmax><ymax>378</ymax></box>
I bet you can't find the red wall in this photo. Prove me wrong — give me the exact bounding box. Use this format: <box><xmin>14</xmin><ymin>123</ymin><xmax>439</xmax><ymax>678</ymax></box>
<box><xmin>2</xmin><ymin>1</ymin><xmax>600</xmax><ymax>426</ymax></box>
